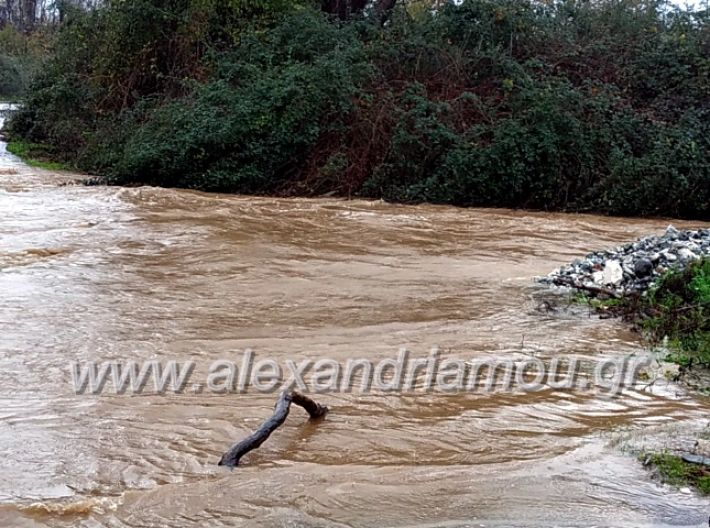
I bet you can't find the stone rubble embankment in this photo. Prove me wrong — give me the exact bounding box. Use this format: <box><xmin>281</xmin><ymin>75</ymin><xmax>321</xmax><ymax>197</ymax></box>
<box><xmin>538</xmin><ymin>226</ymin><xmax>710</xmax><ymax>297</ymax></box>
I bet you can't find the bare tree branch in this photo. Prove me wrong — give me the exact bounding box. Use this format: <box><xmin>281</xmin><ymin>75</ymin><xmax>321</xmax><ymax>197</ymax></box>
<box><xmin>218</xmin><ymin>391</ymin><xmax>329</xmax><ymax>468</ymax></box>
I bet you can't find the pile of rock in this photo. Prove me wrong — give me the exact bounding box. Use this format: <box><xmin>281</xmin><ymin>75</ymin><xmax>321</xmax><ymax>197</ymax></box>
<box><xmin>539</xmin><ymin>226</ymin><xmax>710</xmax><ymax>297</ymax></box>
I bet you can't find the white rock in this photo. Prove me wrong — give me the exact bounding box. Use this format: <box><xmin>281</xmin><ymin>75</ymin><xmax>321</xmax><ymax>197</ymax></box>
<box><xmin>677</xmin><ymin>248</ymin><xmax>699</xmax><ymax>261</ymax></box>
<box><xmin>592</xmin><ymin>271</ymin><xmax>604</xmax><ymax>285</ymax></box>
<box><xmin>602</xmin><ymin>260</ymin><xmax>623</xmax><ymax>285</ymax></box>
<box><xmin>665</xmin><ymin>225</ymin><xmax>679</xmax><ymax>237</ymax></box>
<box><xmin>663</xmin><ymin>250</ymin><xmax>677</xmax><ymax>262</ymax></box>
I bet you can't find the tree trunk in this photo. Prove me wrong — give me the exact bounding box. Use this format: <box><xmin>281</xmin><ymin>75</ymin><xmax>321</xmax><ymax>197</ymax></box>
<box><xmin>21</xmin><ymin>0</ymin><xmax>35</xmax><ymax>32</ymax></box>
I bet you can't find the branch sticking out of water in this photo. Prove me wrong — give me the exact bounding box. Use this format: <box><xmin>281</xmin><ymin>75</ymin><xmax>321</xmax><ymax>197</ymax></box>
<box><xmin>218</xmin><ymin>391</ymin><xmax>328</xmax><ymax>468</ymax></box>
<box><xmin>552</xmin><ymin>275</ymin><xmax>622</xmax><ymax>299</ymax></box>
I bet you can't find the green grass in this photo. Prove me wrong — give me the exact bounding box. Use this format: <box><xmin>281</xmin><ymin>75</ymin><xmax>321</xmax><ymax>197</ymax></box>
<box><xmin>6</xmin><ymin>141</ymin><xmax>70</xmax><ymax>171</ymax></box>
<box><xmin>643</xmin><ymin>453</ymin><xmax>710</xmax><ymax>495</ymax></box>
<box><xmin>590</xmin><ymin>297</ymin><xmax>624</xmax><ymax>310</ymax></box>
<box><xmin>571</xmin><ymin>292</ymin><xmax>591</xmax><ymax>305</ymax></box>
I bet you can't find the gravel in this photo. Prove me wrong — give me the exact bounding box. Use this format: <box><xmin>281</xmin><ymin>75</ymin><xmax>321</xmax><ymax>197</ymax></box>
<box><xmin>538</xmin><ymin>225</ymin><xmax>710</xmax><ymax>297</ymax></box>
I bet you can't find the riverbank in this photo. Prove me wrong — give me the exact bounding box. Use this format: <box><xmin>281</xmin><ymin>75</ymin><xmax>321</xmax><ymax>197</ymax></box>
<box><xmin>540</xmin><ymin>231</ymin><xmax>710</xmax><ymax>495</ymax></box>
<box><xmin>0</xmin><ymin>105</ymin><xmax>68</xmax><ymax>171</ymax></box>
<box><xmin>5</xmin><ymin>141</ymin><xmax>69</xmax><ymax>171</ymax></box>
<box><xmin>643</xmin><ymin>452</ymin><xmax>710</xmax><ymax>495</ymax></box>
<box><xmin>539</xmin><ymin>227</ymin><xmax>709</xmax><ymax>377</ymax></box>
<box><xmin>6</xmin><ymin>1</ymin><xmax>709</xmax><ymax>220</ymax></box>
<box><xmin>610</xmin><ymin>421</ymin><xmax>710</xmax><ymax>497</ymax></box>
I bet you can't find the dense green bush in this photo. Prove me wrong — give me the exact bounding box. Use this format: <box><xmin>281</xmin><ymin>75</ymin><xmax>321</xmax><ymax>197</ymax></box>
<box><xmin>0</xmin><ymin>54</ymin><xmax>24</xmax><ymax>97</ymax></box>
<box><xmin>108</xmin><ymin>10</ymin><xmax>368</xmax><ymax>191</ymax></box>
<box><xmin>8</xmin><ymin>0</ymin><xmax>710</xmax><ymax>218</ymax></box>
<box><xmin>644</xmin><ymin>258</ymin><xmax>710</xmax><ymax>367</ymax></box>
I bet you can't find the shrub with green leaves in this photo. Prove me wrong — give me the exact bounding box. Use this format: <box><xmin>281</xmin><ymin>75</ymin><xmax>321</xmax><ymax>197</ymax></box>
<box><xmin>0</xmin><ymin>55</ymin><xmax>24</xmax><ymax>98</ymax></box>
<box><xmin>108</xmin><ymin>11</ymin><xmax>368</xmax><ymax>192</ymax></box>
<box><xmin>7</xmin><ymin>0</ymin><xmax>710</xmax><ymax>219</ymax></box>
<box><xmin>643</xmin><ymin>258</ymin><xmax>710</xmax><ymax>367</ymax></box>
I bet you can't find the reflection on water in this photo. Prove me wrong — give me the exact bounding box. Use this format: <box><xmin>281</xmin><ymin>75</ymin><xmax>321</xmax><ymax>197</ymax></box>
<box><xmin>0</xmin><ymin>117</ymin><xmax>708</xmax><ymax>526</ymax></box>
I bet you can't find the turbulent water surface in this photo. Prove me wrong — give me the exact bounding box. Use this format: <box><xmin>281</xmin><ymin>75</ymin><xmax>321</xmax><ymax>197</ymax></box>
<box><xmin>0</xmin><ymin>104</ymin><xmax>708</xmax><ymax>527</ymax></box>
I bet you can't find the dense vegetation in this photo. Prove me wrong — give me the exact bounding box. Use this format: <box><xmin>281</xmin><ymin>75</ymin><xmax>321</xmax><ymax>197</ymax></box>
<box><xmin>0</xmin><ymin>25</ymin><xmax>45</xmax><ymax>98</ymax></box>
<box><xmin>6</xmin><ymin>0</ymin><xmax>710</xmax><ymax>218</ymax></box>
<box><xmin>643</xmin><ymin>257</ymin><xmax>710</xmax><ymax>368</ymax></box>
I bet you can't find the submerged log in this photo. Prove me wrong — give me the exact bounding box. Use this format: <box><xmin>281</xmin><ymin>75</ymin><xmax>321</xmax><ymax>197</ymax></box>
<box><xmin>218</xmin><ymin>391</ymin><xmax>328</xmax><ymax>468</ymax></box>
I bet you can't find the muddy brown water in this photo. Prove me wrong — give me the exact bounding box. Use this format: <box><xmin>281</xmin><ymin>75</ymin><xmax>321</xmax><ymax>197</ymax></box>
<box><xmin>0</xmin><ymin>105</ymin><xmax>708</xmax><ymax>527</ymax></box>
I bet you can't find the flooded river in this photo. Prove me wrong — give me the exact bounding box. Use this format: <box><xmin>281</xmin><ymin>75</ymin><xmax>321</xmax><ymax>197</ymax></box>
<box><xmin>0</xmin><ymin>104</ymin><xmax>708</xmax><ymax>527</ymax></box>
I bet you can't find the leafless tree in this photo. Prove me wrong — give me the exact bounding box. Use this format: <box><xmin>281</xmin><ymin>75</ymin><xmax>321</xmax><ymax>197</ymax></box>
<box><xmin>0</xmin><ymin>0</ymin><xmax>101</xmax><ymax>32</ymax></box>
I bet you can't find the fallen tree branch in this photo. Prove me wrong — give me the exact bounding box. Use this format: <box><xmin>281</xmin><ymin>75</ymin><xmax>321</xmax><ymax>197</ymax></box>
<box><xmin>551</xmin><ymin>276</ymin><xmax>622</xmax><ymax>299</ymax></box>
<box><xmin>218</xmin><ymin>391</ymin><xmax>328</xmax><ymax>468</ymax></box>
